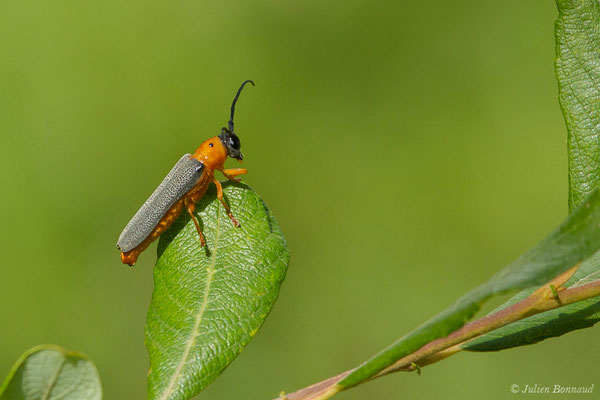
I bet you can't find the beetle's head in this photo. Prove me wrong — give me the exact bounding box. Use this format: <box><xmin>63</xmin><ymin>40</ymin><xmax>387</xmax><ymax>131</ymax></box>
<box><xmin>193</xmin><ymin>80</ymin><xmax>254</xmax><ymax>167</ymax></box>
<box><xmin>218</xmin><ymin>128</ymin><xmax>243</xmax><ymax>161</ymax></box>
<box><xmin>219</xmin><ymin>80</ymin><xmax>254</xmax><ymax>162</ymax></box>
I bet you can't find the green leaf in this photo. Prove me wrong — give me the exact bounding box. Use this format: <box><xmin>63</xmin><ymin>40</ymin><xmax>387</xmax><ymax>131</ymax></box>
<box><xmin>555</xmin><ymin>0</ymin><xmax>600</xmax><ymax>213</ymax></box>
<box><xmin>459</xmin><ymin>0</ymin><xmax>600</xmax><ymax>354</ymax></box>
<box><xmin>463</xmin><ymin>251</ymin><xmax>600</xmax><ymax>352</ymax></box>
<box><xmin>337</xmin><ymin>188</ymin><xmax>600</xmax><ymax>390</ymax></box>
<box><xmin>0</xmin><ymin>345</ymin><xmax>102</xmax><ymax>400</ymax></box>
<box><xmin>145</xmin><ymin>183</ymin><xmax>289</xmax><ymax>400</ymax></box>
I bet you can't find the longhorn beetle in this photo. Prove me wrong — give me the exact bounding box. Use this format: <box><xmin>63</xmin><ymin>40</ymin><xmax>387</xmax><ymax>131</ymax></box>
<box><xmin>116</xmin><ymin>80</ymin><xmax>254</xmax><ymax>266</ymax></box>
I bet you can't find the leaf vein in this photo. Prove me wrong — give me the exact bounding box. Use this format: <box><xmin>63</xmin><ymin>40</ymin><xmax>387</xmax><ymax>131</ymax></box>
<box><xmin>157</xmin><ymin>204</ymin><xmax>224</xmax><ymax>400</ymax></box>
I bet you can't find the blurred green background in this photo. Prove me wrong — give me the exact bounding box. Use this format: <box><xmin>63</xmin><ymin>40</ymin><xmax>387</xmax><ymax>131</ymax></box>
<box><xmin>1</xmin><ymin>1</ymin><xmax>597</xmax><ymax>399</ymax></box>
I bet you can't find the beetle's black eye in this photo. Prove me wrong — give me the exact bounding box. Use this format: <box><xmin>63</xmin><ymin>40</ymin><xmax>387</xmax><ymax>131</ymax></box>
<box><xmin>209</xmin><ymin>143</ymin><xmax>214</xmax><ymax>147</ymax></box>
<box><xmin>230</xmin><ymin>135</ymin><xmax>240</xmax><ymax>150</ymax></box>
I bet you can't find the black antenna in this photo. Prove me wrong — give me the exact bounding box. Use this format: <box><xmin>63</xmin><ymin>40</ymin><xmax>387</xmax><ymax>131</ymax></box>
<box><xmin>229</xmin><ymin>80</ymin><xmax>255</xmax><ymax>132</ymax></box>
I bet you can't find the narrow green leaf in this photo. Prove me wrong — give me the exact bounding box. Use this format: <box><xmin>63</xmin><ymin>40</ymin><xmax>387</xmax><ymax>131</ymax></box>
<box><xmin>459</xmin><ymin>0</ymin><xmax>600</xmax><ymax>354</ymax></box>
<box><xmin>0</xmin><ymin>345</ymin><xmax>102</xmax><ymax>400</ymax></box>
<box><xmin>145</xmin><ymin>183</ymin><xmax>289</xmax><ymax>400</ymax></box>
<box><xmin>463</xmin><ymin>252</ymin><xmax>600</xmax><ymax>352</ymax></box>
<box><xmin>555</xmin><ymin>0</ymin><xmax>600</xmax><ymax>212</ymax></box>
<box><xmin>338</xmin><ymin>188</ymin><xmax>600</xmax><ymax>390</ymax></box>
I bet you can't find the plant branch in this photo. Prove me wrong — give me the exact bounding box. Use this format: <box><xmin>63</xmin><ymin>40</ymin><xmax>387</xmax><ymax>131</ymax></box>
<box><xmin>275</xmin><ymin>264</ymin><xmax>600</xmax><ymax>400</ymax></box>
<box><xmin>373</xmin><ymin>264</ymin><xmax>582</xmax><ymax>377</ymax></box>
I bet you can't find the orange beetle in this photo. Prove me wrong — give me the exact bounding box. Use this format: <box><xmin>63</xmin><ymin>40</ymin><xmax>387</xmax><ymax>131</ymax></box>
<box><xmin>116</xmin><ymin>80</ymin><xmax>254</xmax><ymax>266</ymax></box>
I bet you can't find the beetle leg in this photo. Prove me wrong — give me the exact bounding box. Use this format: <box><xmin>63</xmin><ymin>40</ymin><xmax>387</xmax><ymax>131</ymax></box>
<box><xmin>213</xmin><ymin>177</ymin><xmax>240</xmax><ymax>227</ymax></box>
<box><xmin>221</xmin><ymin>168</ymin><xmax>247</xmax><ymax>182</ymax></box>
<box><xmin>185</xmin><ymin>198</ymin><xmax>206</xmax><ymax>247</ymax></box>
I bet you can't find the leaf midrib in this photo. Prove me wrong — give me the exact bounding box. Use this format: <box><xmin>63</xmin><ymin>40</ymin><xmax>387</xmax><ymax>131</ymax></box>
<box><xmin>158</xmin><ymin>208</ymin><xmax>224</xmax><ymax>400</ymax></box>
<box><xmin>41</xmin><ymin>355</ymin><xmax>65</xmax><ymax>400</ymax></box>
